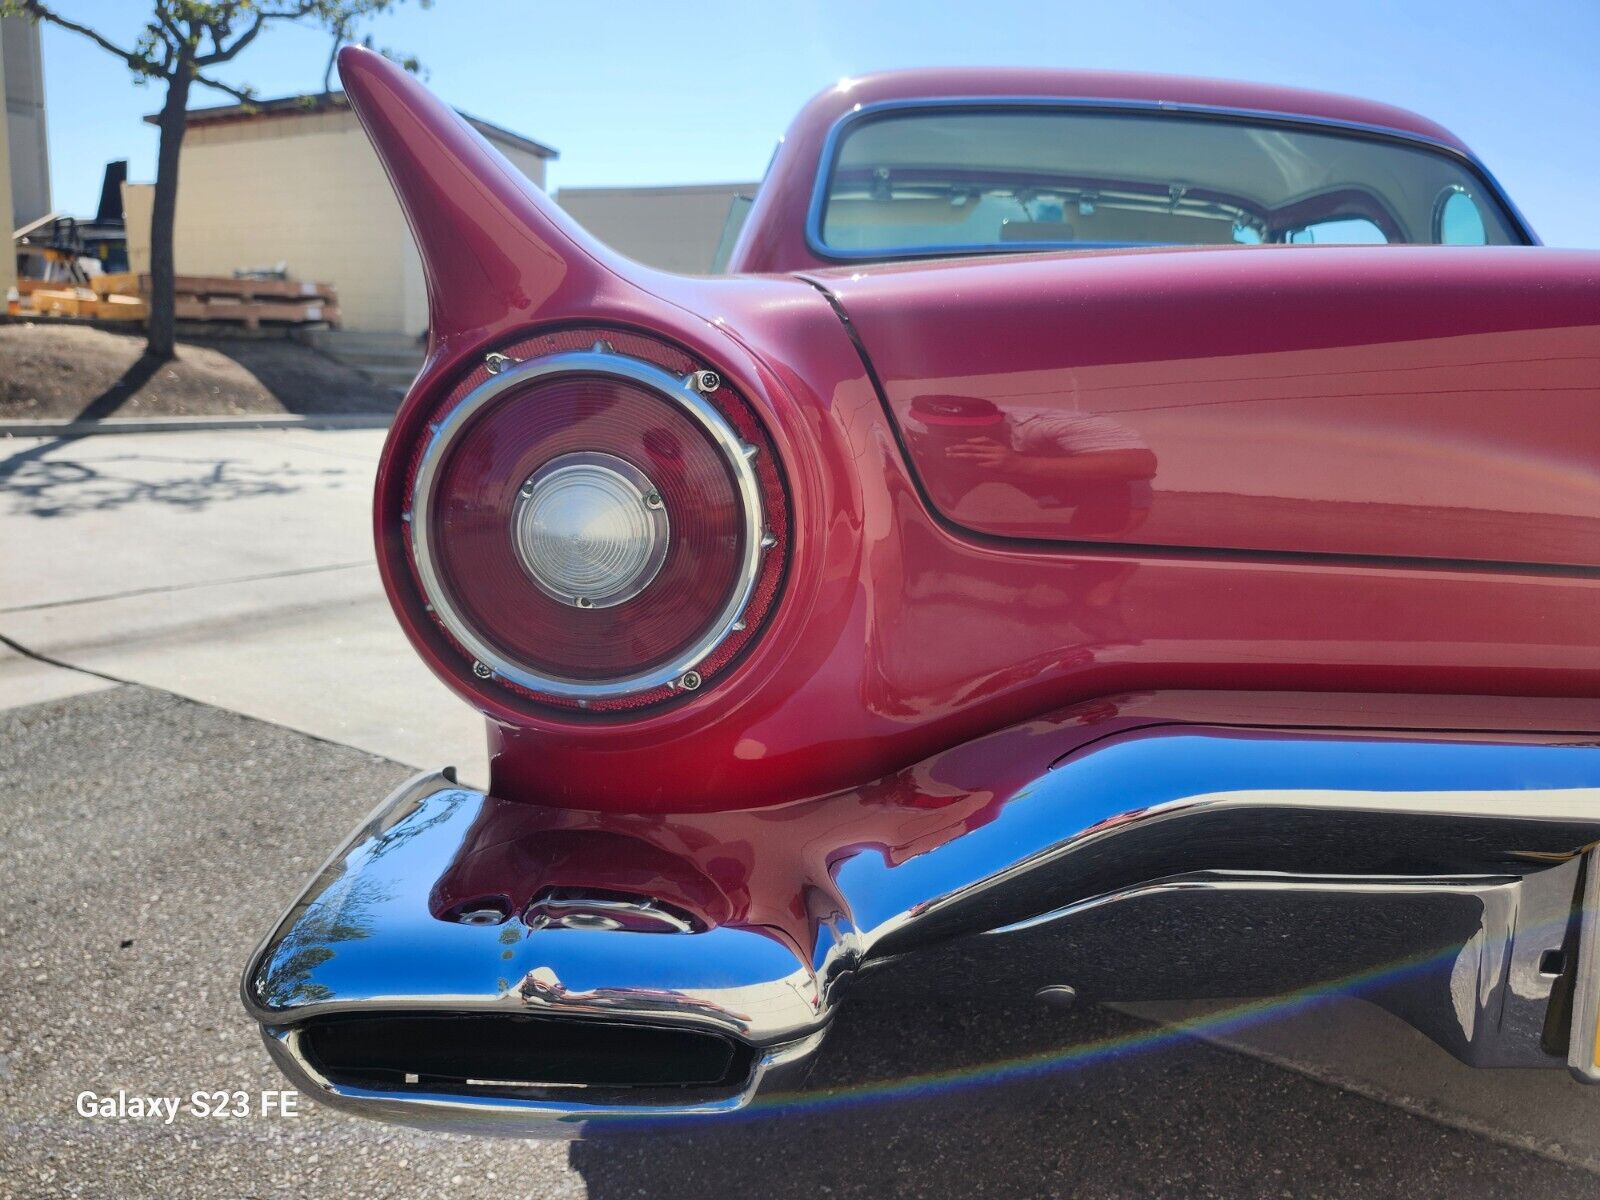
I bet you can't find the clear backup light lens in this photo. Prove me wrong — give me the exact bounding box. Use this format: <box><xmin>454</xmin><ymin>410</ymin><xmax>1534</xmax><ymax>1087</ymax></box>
<box><xmin>513</xmin><ymin>453</ymin><xmax>669</xmax><ymax>609</ymax></box>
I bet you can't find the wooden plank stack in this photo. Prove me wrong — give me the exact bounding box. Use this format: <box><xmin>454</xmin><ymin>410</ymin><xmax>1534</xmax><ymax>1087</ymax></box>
<box><xmin>86</xmin><ymin>273</ymin><xmax>149</xmax><ymax>321</ymax></box>
<box><xmin>6</xmin><ymin>278</ymin><xmax>133</xmax><ymax>319</ymax></box>
<box><xmin>7</xmin><ymin>272</ymin><xmax>338</xmax><ymax>329</ymax></box>
<box><xmin>165</xmin><ymin>275</ymin><xmax>340</xmax><ymax>329</ymax></box>
<box><xmin>28</xmin><ymin>286</ymin><xmax>104</xmax><ymax>318</ymax></box>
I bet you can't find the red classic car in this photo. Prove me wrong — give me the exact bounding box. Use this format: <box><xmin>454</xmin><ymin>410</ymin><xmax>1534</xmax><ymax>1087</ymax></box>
<box><xmin>242</xmin><ymin>48</ymin><xmax>1600</xmax><ymax>1134</ymax></box>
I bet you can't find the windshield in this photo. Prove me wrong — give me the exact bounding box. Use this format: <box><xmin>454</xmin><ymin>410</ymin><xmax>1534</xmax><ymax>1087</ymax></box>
<box><xmin>818</xmin><ymin>107</ymin><xmax>1524</xmax><ymax>256</ymax></box>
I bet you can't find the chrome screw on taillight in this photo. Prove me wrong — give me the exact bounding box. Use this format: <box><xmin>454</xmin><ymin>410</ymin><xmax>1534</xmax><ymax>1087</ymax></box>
<box><xmin>472</xmin><ymin>661</ymin><xmax>492</xmax><ymax>679</ymax></box>
<box><xmin>676</xmin><ymin>670</ymin><xmax>702</xmax><ymax>691</ymax></box>
<box><xmin>689</xmin><ymin>369</ymin><xmax>720</xmax><ymax>394</ymax></box>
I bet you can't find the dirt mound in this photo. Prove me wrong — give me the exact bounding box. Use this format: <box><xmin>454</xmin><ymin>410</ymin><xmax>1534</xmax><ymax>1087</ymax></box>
<box><xmin>0</xmin><ymin>323</ymin><xmax>399</xmax><ymax>419</ymax></box>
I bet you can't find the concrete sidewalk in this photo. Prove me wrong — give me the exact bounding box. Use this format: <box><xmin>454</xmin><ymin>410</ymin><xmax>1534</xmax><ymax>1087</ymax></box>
<box><xmin>0</xmin><ymin>428</ymin><xmax>485</xmax><ymax>783</ymax></box>
<box><xmin>3</xmin><ymin>426</ymin><xmax>1597</xmax><ymax>1181</ymax></box>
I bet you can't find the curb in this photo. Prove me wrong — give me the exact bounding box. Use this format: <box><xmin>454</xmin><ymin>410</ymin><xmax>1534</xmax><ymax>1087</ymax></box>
<box><xmin>0</xmin><ymin>413</ymin><xmax>394</xmax><ymax>438</ymax></box>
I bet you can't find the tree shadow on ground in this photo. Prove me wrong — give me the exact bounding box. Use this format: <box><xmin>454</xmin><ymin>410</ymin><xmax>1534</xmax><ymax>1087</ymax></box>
<box><xmin>72</xmin><ymin>352</ymin><xmax>167</xmax><ymax>423</ymax></box>
<box><xmin>2</xmin><ymin>350</ymin><xmax>168</xmax><ymax>443</ymax></box>
<box><xmin>201</xmin><ymin>337</ymin><xmax>407</xmax><ymax>415</ymax></box>
<box><xmin>0</xmin><ymin>444</ymin><xmax>351</xmax><ymax>518</ymax></box>
<box><xmin>0</xmin><ymin>356</ymin><xmax>172</xmax><ymax>504</ymax></box>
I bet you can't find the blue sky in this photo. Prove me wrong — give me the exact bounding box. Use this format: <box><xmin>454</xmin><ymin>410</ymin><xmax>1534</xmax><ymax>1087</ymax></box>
<box><xmin>33</xmin><ymin>0</ymin><xmax>1600</xmax><ymax>246</ymax></box>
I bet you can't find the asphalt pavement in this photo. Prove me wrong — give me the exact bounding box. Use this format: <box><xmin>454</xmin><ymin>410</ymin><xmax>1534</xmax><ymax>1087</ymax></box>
<box><xmin>4</xmin><ymin>685</ymin><xmax>1600</xmax><ymax>1199</ymax></box>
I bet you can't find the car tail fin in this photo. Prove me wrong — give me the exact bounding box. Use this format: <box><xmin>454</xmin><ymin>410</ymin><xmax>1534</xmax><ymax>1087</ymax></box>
<box><xmin>336</xmin><ymin>44</ymin><xmax>641</xmax><ymax>350</ymax></box>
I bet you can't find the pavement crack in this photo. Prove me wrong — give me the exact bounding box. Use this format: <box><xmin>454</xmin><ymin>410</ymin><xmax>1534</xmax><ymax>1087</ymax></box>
<box><xmin>0</xmin><ymin>630</ymin><xmax>129</xmax><ymax>687</ymax></box>
<box><xmin>0</xmin><ymin>560</ymin><xmax>370</xmax><ymax>615</ymax></box>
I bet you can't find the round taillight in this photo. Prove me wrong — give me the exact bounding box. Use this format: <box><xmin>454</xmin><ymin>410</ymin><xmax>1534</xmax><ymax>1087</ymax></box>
<box><xmin>406</xmin><ymin>345</ymin><xmax>779</xmax><ymax>704</ymax></box>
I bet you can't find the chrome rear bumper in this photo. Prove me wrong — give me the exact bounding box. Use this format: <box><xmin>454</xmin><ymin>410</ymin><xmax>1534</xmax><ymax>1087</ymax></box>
<box><xmin>243</xmin><ymin>724</ymin><xmax>1600</xmax><ymax>1134</ymax></box>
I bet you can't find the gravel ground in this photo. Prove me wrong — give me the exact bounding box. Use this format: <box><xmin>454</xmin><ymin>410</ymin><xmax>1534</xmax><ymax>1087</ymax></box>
<box><xmin>0</xmin><ymin>323</ymin><xmax>398</xmax><ymax>419</ymax></box>
<box><xmin>4</xmin><ymin>685</ymin><xmax>1599</xmax><ymax>1199</ymax></box>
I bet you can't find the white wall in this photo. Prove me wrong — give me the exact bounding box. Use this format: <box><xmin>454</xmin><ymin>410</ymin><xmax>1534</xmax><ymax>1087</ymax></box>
<box><xmin>557</xmin><ymin>183</ymin><xmax>758</xmax><ymax>274</ymax></box>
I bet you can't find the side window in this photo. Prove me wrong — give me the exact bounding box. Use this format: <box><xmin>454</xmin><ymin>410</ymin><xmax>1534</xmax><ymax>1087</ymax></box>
<box><xmin>1284</xmin><ymin>217</ymin><xmax>1389</xmax><ymax>244</ymax></box>
<box><xmin>710</xmin><ymin>194</ymin><xmax>755</xmax><ymax>273</ymax></box>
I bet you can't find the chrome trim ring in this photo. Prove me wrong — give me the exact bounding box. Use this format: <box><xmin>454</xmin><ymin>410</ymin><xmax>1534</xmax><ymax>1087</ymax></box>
<box><xmin>408</xmin><ymin>348</ymin><xmax>767</xmax><ymax>700</ymax></box>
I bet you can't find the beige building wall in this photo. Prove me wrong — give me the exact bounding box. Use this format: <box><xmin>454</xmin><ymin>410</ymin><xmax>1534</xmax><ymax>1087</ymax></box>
<box><xmin>121</xmin><ymin>181</ymin><xmax>153</xmax><ymax>275</ymax></box>
<box><xmin>171</xmin><ymin>106</ymin><xmax>548</xmax><ymax>333</ymax></box>
<box><xmin>557</xmin><ymin>183</ymin><xmax>758</xmax><ymax>274</ymax></box>
<box><xmin>0</xmin><ymin>25</ymin><xmax>14</xmax><ymax>296</ymax></box>
<box><xmin>2</xmin><ymin>15</ymin><xmax>50</xmax><ymax>230</ymax></box>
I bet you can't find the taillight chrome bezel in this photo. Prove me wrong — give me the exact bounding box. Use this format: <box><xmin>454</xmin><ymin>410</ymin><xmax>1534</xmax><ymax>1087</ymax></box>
<box><xmin>407</xmin><ymin>347</ymin><xmax>769</xmax><ymax>701</ymax></box>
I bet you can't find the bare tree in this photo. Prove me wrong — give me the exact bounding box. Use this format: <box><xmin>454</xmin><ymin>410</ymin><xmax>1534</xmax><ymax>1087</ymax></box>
<box><xmin>323</xmin><ymin>19</ymin><xmax>419</xmax><ymax>94</ymax></box>
<box><xmin>1</xmin><ymin>1</ymin><xmax>425</xmax><ymax>361</ymax></box>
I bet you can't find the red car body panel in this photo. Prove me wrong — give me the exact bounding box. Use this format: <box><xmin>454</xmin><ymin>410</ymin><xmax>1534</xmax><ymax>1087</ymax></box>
<box><xmin>341</xmin><ymin>49</ymin><xmax>1600</xmax><ymax>816</ymax></box>
<box><xmin>814</xmin><ymin>246</ymin><xmax>1600</xmax><ymax>565</ymax></box>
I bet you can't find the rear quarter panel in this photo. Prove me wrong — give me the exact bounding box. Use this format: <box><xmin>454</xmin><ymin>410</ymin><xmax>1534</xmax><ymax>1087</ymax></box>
<box><xmin>812</xmin><ymin>245</ymin><xmax>1600</xmax><ymax>567</ymax></box>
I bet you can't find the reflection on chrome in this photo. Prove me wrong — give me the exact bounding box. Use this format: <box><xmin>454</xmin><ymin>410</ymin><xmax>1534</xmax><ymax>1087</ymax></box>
<box><xmin>243</xmin><ymin>723</ymin><xmax>1600</xmax><ymax>1134</ymax></box>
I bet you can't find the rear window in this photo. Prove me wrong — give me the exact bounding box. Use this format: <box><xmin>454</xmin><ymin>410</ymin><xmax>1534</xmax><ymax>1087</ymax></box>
<box><xmin>817</xmin><ymin>107</ymin><xmax>1523</xmax><ymax>257</ymax></box>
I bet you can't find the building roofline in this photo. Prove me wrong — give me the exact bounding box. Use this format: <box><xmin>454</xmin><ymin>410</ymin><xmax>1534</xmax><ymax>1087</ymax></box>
<box><xmin>145</xmin><ymin>91</ymin><xmax>558</xmax><ymax>159</ymax></box>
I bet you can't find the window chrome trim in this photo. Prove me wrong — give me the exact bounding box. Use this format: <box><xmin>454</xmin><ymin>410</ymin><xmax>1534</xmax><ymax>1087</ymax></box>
<box><xmin>408</xmin><ymin>349</ymin><xmax>767</xmax><ymax>700</ymax></box>
<box><xmin>1431</xmin><ymin>182</ymin><xmax>1489</xmax><ymax>245</ymax></box>
<box><xmin>804</xmin><ymin>96</ymin><xmax>1539</xmax><ymax>263</ymax></box>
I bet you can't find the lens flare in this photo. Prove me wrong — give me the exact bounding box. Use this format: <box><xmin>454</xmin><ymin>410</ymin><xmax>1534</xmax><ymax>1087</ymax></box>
<box><xmin>582</xmin><ymin>919</ymin><xmax>1575</xmax><ymax>1132</ymax></box>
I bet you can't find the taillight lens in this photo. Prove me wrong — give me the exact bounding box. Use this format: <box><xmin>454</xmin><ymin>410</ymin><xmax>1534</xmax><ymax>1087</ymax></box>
<box><xmin>404</xmin><ymin>335</ymin><xmax>785</xmax><ymax>709</ymax></box>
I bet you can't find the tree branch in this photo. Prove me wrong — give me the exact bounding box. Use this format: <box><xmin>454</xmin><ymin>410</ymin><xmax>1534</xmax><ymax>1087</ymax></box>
<box><xmin>323</xmin><ymin>17</ymin><xmax>351</xmax><ymax>94</ymax></box>
<box><xmin>196</xmin><ymin>11</ymin><xmax>263</xmax><ymax>65</ymax></box>
<box><xmin>9</xmin><ymin>0</ymin><xmax>150</xmax><ymax>72</ymax></box>
<box><xmin>190</xmin><ymin>69</ymin><xmax>256</xmax><ymax>103</ymax></box>
<box><xmin>153</xmin><ymin>0</ymin><xmax>185</xmax><ymax>47</ymax></box>
<box><xmin>194</xmin><ymin>3</ymin><xmax>321</xmax><ymax>67</ymax></box>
